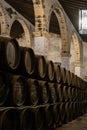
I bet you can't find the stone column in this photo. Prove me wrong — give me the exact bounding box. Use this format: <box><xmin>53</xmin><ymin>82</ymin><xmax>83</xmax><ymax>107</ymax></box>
<box><xmin>34</xmin><ymin>32</ymin><xmax>49</xmax><ymax>57</ymax></box>
<box><xmin>75</xmin><ymin>62</ymin><xmax>81</xmax><ymax>77</ymax></box>
<box><xmin>61</xmin><ymin>56</ymin><xmax>70</xmax><ymax>70</ymax></box>
<box><xmin>75</xmin><ymin>66</ymin><xmax>80</xmax><ymax>77</ymax></box>
<box><xmin>61</xmin><ymin>54</ymin><xmax>70</xmax><ymax>70</ymax></box>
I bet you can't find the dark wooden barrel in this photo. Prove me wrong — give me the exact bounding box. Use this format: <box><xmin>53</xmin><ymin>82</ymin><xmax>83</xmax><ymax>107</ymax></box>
<box><xmin>81</xmin><ymin>90</ymin><xmax>83</xmax><ymax>101</ymax></box>
<box><xmin>0</xmin><ymin>72</ymin><xmax>9</xmax><ymax>106</ymax></box>
<box><xmin>38</xmin><ymin>81</ymin><xmax>50</xmax><ymax>104</ymax></box>
<box><xmin>82</xmin><ymin>80</ymin><xmax>87</xmax><ymax>90</ymax></box>
<box><xmin>63</xmin><ymin>86</ymin><xmax>69</xmax><ymax>102</ymax></box>
<box><xmin>64</xmin><ymin>102</ymin><xmax>70</xmax><ymax>123</ymax></box>
<box><xmin>59</xmin><ymin>103</ymin><xmax>66</xmax><ymax>124</ymax></box>
<box><xmin>46</xmin><ymin>60</ymin><xmax>55</xmax><ymax>82</ymax></box>
<box><xmin>80</xmin><ymin>90</ymin><xmax>83</xmax><ymax>101</ymax></box>
<box><xmin>82</xmin><ymin>102</ymin><xmax>85</xmax><ymax>114</ymax></box>
<box><xmin>74</xmin><ymin>75</ymin><xmax>78</xmax><ymax>87</ymax></box>
<box><xmin>71</xmin><ymin>73</ymin><xmax>76</xmax><ymax>87</ymax></box>
<box><xmin>19</xmin><ymin>107</ymin><xmax>34</xmax><ymax>130</ymax></box>
<box><xmin>83</xmin><ymin>90</ymin><xmax>86</xmax><ymax>101</ymax></box>
<box><xmin>9</xmin><ymin>75</ymin><xmax>27</xmax><ymax>106</ymax></box>
<box><xmin>19</xmin><ymin>106</ymin><xmax>44</xmax><ymax>130</ymax></box>
<box><xmin>79</xmin><ymin>102</ymin><xmax>82</xmax><ymax>116</ymax></box>
<box><xmin>84</xmin><ymin>91</ymin><xmax>87</xmax><ymax>101</ymax></box>
<box><xmin>57</xmin><ymin>84</ymin><xmax>64</xmax><ymax>102</ymax></box>
<box><xmin>72</xmin><ymin>102</ymin><xmax>77</xmax><ymax>119</ymax></box>
<box><xmin>79</xmin><ymin>89</ymin><xmax>83</xmax><ymax>101</ymax></box>
<box><xmin>72</xmin><ymin>87</ymin><xmax>76</xmax><ymax>101</ymax></box>
<box><xmin>79</xmin><ymin>78</ymin><xmax>83</xmax><ymax>88</ymax></box>
<box><xmin>44</xmin><ymin>105</ymin><xmax>54</xmax><ymax>128</ymax></box>
<box><xmin>84</xmin><ymin>101</ymin><xmax>87</xmax><ymax>113</ymax></box>
<box><xmin>26</xmin><ymin>79</ymin><xmax>40</xmax><ymax>105</ymax></box>
<box><xmin>76</xmin><ymin>102</ymin><xmax>80</xmax><ymax>117</ymax></box>
<box><xmin>54</xmin><ymin>64</ymin><xmax>62</xmax><ymax>83</ymax></box>
<box><xmin>72</xmin><ymin>87</ymin><xmax>78</xmax><ymax>101</ymax></box>
<box><xmin>75</xmin><ymin>88</ymin><xmax>78</xmax><ymax>101</ymax></box>
<box><xmin>61</xmin><ymin>67</ymin><xmax>66</xmax><ymax>84</ymax></box>
<box><xmin>66</xmin><ymin>70</ymin><xmax>72</xmax><ymax>86</ymax></box>
<box><xmin>52</xmin><ymin>104</ymin><xmax>60</xmax><ymax>125</ymax></box>
<box><xmin>17</xmin><ymin>47</ymin><xmax>35</xmax><ymax>77</ymax></box>
<box><xmin>67</xmin><ymin>87</ymin><xmax>72</xmax><ymax>101</ymax></box>
<box><xmin>0</xmin><ymin>37</ymin><xmax>20</xmax><ymax>71</ymax></box>
<box><xmin>83</xmin><ymin>91</ymin><xmax>85</xmax><ymax>101</ymax></box>
<box><xmin>69</xmin><ymin>103</ymin><xmax>73</xmax><ymax>121</ymax></box>
<box><xmin>77</xmin><ymin>88</ymin><xmax>80</xmax><ymax>102</ymax></box>
<box><xmin>0</xmin><ymin>107</ymin><xmax>19</xmax><ymax>130</ymax></box>
<box><xmin>34</xmin><ymin>106</ymin><xmax>45</xmax><ymax>130</ymax></box>
<box><xmin>82</xmin><ymin>90</ymin><xmax>85</xmax><ymax>101</ymax></box>
<box><xmin>83</xmin><ymin>91</ymin><xmax>86</xmax><ymax>101</ymax></box>
<box><xmin>75</xmin><ymin>102</ymin><xmax>79</xmax><ymax>118</ymax></box>
<box><xmin>35</xmin><ymin>55</ymin><xmax>47</xmax><ymax>79</ymax></box>
<box><xmin>48</xmin><ymin>83</ymin><xmax>58</xmax><ymax>103</ymax></box>
<box><xmin>76</xmin><ymin>76</ymin><xmax>80</xmax><ymax>88</ymax></box>
<box><xmin>82</xmin><ymin>102</ymin><xmax>86</xmax><ymax>114</ymax></box>
<box><xmin>81</xmin><ymin>102</ymin><xmax>84</xmax><ymax>114</ymax></box>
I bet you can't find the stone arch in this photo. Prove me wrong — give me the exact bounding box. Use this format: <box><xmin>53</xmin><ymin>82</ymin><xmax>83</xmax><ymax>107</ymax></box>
<box><xmin>48</xmin><ymin>10</ymin><xmax>62</xmax><ymax>63</ymax></box>
<box><xmin>10</xmin><ymin>19</ymin><xmax>31</xmax><ymax>47</ymax></box>
<box><xmin>72</xmin><ymin>33</ymin><xmax>80</xmax><ymax>66</ymax></box>
<box><xmin>70</xmin><ymin>32</ymin><xmax>81</xmax><ymax>76</ymax></box>
<box><xmin>32</xmin><ymin>0</ymin><xmax>46</xmax><ymax>35</ymax></box>
<box><xmin>0</xmin><ymin>7</ymin><xmax>8</xmax><ymax>35</ymax></box>
<box><xmin>33</xmin><ymin>0</ymin><xmax>69</xmax><ymax>54</ymax></box>
<box><xmin>32</xmin><ymin>0</ymin><xmax>70</xmax><ymax>59</ymax></box>
<box><xmin>70</xmin><ymin>38</ymin><xmax>75</xmax><ymax>73</ymax></box>
<box><xmin>49</xmin><ymin>11</ymin><xmax>60</xmax><ymax>34</ymax></box>
<box><xmin>48</xmin><ymin>7</ymin><xmax>69</xmax><ymax>55</ymax></box>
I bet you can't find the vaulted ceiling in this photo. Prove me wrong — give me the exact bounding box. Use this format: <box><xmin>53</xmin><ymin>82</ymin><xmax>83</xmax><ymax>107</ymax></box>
<box><xmin>5</xmin><ymin>0</ymin><xmax>35</xmax><ymax>25</ymax></box>
<box><xmin>5</xmin><ymin>0</ymin><xmax>87</xmax><ymax>41</ymax></box>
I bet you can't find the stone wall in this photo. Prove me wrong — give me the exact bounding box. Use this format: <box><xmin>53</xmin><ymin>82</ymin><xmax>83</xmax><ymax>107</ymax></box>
<box><xmin>48</xmin><ymin>33</ymin><xmax>62</xmax><ymax>65</ymax></box>
<box><xmin>0</xmin><ymin>0</ymin><xmax>86</xmax><ymax>79</ymax></box>
<box><xmin>82</xmin><ymin>42</ymin><xmax>87</xmax><ymax>80</ymax></box>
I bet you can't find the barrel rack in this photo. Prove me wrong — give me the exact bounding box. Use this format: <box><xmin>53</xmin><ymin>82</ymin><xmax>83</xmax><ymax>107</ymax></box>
<box><xmin>0</xmin><ymin>37</ymin><xmax>87</xmax><ymax>130</ymax></box>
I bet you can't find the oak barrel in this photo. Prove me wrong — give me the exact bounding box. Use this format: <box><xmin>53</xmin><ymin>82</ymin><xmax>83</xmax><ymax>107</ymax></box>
<box><xmin>19</xmin><ymin>106</ymin><xmax>44</xmax><ymax>130</ymax></box>
<box><xmin>66</xmin><ymin>70</ymin><xmax>72</xmax><ymax>86</ymax></box>
<box><xmin>48</xmin><ymin>83</ymin><xmax>58</xmax><ymax>103</ymax></box>
<box><xmin>35</xmin><ymin>55</ymin><xmax>47</xmax><ymax>79</ymax></box>
<box><xmin>38</xmin><ymin>81</ymin><xmax>50</xmax><ymax>104</ymax></box>
<box><xmin>60</xmin><ymin>67</ymin><xmax>66</xmax><ymax>84</ymax></box>
<box><xmin>9</xmin><ymin>75</ymin><xmax>27</xmax><ymax>106</ymax></box>
<box><xmin>0</xmin><ymin>107</ymin><xmax>19</xmax><ymax>130</ymax></box>
<box><xmin>52</xmin><ymin>104</ymin><xmax>60</xmax><ymax>125</ymax></box>
<box><xmin>26</xmin><ymin>79</ymin><xmax>40</xmax><ymax>105</ymax></box>
<box><xmin>46</xmin><ymin>60</ymin><xmax>55</xmax><ymax>82</ymax></box>
<box><xmin>44</xmin><ymin>105</ymin><xmax>54</xmax><ymax>128</ymax></box>
<box><xmin>0</xmin><ymin>72</ymin><xmax>9</xmax><ymax>106</ymax></box>
<box><xmin>63</xmin><ymin>86</ymin><xmax>69</xmax><ymax>102</ymax></box>
<box><xmin>54</xmin><ymin>64</ymin><xmax>62</xmax><ymax>83</ymax></box>
<box><xmin>57</xmin><ymin>84</ymin><xmax>64</xmax><ymax>102</ymax></box>
<box><xmin>0</xmin><ymin>37</ymin><xmax>20</xmax><ymax>71</ymax></box>
<box><xmin>59</xmin><ymin>103</ymin><xmax>66</xmax><ymax>124</ymax></box>
<box><xmin>18</xmin><ymin>47</ymin><xmax>35</xmax><ymax>77</ymax></box>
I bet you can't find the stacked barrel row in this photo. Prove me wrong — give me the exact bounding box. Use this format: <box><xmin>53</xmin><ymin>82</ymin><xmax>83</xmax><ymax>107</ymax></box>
<box><xmin>0</xmin><ymin>37</ymin><xmax>87</xmax><ymax>130</ymax></box>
